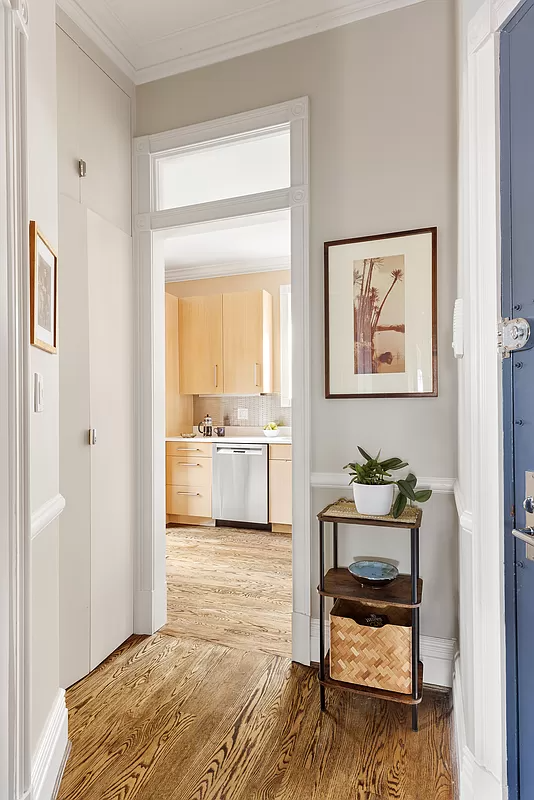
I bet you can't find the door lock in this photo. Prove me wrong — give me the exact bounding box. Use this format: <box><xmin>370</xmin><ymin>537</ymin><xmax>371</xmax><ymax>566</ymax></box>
<box><xmin>498</xmin><ymin>317</ymin><xmax>531</xmax><ymax>358</ymax></box>
<box><xmin>524</xmin><ymin>496</ymin><xmax>534</xmax><ymax>514</ymax></box>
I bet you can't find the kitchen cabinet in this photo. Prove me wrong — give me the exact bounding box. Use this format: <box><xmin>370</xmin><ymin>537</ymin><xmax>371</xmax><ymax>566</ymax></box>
<box><xmin>223</xmin><ymin>290</ymin><xmax>273</xmax><ymax>394</ymax></box>
<box><xmin>178</xmin><ymin>295</ymin><xmax>223</xmax><ymax>395</ymax></box>
<box><xmin>269</xmin><ymin>444</ymin><xmax>292</xmax><ymax>529</ymax></box>
<box><xmin>176</xmin><ymin>290</ymin><xmax>273</xmax><ymax>395</ymax></box>
<box><xmin>166</xmin><ymin>441</ymin><xmax>213</xmax><ymax>522</ymax></box>
<box><xmin>166</xmin><ymin>293</ymin><xmax>193</xmax><ymax>435</ymax></box>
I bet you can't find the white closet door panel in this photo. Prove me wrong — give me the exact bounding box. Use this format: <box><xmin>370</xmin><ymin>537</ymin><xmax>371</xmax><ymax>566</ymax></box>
<box><xmin>88</xmin><ymin>210</ymin><xmax>134</xmax><ymax>669</ymax></box>
<box><xmin>58</xmin><ymin>195</ymin><xmax>91</xmax><ymax>687</ymax></box>
<box><xmin>56</xmin><ymin>28</ymin><xmax>80</xmax><ymax>203</ymax></box>
<box><xmin>79</xmin><ymin>53</ymin><xmax>131</xmax><ymax>235</ymax></box>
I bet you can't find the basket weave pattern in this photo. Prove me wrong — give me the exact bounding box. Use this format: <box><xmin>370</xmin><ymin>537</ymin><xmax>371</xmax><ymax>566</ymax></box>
<box><xmin>330</xmin><ymin>604</ymin><xmax>412</xmax><ymax>694</ymax></box>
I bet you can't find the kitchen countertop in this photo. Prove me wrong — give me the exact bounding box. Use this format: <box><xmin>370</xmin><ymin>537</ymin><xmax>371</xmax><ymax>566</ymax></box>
<box><xmin>166</xmin><ymin>435</ymin><xmax>292</xmax><ymax>444</ymax></box>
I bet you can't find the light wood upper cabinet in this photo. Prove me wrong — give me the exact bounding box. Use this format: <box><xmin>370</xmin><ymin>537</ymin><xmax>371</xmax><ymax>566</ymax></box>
<box><xmin>165</xmin><ymin>294</ymin><xmax>193</xmax><ymax>435</ymax></box>
<box><xmin>178</xmin><ymin>295</ymin><xmax>223</xmax><ymax>394</ymax></box>
<box><xmin>223</xmin><ymin>290</ymin><xmax>273</xmax><ymax>394</ymax></box>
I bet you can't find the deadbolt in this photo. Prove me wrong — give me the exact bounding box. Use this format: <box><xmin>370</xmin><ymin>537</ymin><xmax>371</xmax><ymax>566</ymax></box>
<box><xmin>524</xmin><ymin>496</ymin><xmax>534</xmax><ymax>515</ymax></box>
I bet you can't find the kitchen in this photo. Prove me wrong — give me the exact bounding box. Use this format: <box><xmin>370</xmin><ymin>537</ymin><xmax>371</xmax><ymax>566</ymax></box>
<box><xmin>162</xmin><ymin>211</ymin><xmax>293</xmax><ymax>657</ymax></box>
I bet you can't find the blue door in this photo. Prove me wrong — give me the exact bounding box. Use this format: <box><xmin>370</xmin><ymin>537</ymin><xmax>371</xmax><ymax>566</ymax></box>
<box><xmin>502</xmin><ymin>3</ymin><xmax>534</xmax><ymax>797</ymax></box>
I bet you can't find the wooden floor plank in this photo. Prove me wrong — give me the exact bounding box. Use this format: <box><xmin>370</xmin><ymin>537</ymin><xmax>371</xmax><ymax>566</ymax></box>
<box><xmin>162</xmin><ymin>525</ymin><xmax>292</xmax><ymax>657</ymax></box>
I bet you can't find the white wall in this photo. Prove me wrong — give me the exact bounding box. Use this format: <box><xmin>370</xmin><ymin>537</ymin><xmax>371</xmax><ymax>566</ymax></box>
<box><xmin>28</xmin><ymin>0</ymin><xmax>61</xmax><ymax>759</ymax></box>
<box><xmin>137</xmin><ymin>0</ymin><xmax>458</xmax><ymax>643</ymax></box>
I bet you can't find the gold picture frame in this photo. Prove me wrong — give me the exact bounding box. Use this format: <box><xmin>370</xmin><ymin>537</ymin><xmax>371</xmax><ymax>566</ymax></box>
<box><xmin>29</xmin><ymin>221</ymin><xmax>58</xmax><ymax>354</ymax></box>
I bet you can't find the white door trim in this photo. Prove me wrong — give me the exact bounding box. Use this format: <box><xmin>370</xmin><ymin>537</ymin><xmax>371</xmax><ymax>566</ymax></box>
<box><xmin>0</xmin><ymin>2</ymin><xmax>31</xmax><ymax>799</ymax></box>
<box><xmin>133</xmin><ymin>98</ymin><xmax>312</xmax><ymax>664</ymax></box>
<box><xmin>455</xmin><ymin>0</ymin><xmax>524</xmax><ymax>796</ymax></box>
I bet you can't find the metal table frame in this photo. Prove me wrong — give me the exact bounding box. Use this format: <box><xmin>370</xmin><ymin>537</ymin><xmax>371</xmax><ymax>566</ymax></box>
<box><xmin>317</xmin><ymin>506</ymin><xmax>422</xmax><ymax>732</ymax></box>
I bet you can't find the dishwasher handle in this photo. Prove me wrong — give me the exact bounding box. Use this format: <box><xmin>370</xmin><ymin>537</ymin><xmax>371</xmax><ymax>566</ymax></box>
<box><xmin>215</xmin><ymin>445</ymin><xmax>264</xmax><ymax>455</ymax></box>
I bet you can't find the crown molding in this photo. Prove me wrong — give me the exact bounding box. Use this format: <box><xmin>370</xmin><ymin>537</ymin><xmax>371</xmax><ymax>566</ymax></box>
<box><xmin>165</xmin><ymin>256</ymin><xmax>290</xmax><ymax>283</ymax></box>
<box><xmin>56</xmin><ymin>0</ymin><xmax>136</xmax><ymax>81</ymax></box>
<box><xmin>58</xmin><ymin>0</ymin><xmax>425</xmax><ymax>86</ymax></box>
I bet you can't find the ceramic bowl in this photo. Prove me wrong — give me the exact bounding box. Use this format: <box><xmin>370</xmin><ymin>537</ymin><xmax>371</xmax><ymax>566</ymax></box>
<box><xmin>263</xmin><ymin>429</ymin><xmax>279</xmax><ymax>438</ymax></box>
<box><xmin>348</xmin><ymin>560</ymin><xmax>399</xmax><ymax>588</ymax></box>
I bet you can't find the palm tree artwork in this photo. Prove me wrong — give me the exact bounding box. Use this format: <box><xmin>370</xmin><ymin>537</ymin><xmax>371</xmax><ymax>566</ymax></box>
<box><xmin>353</xmin><ymin>254</ymin><xmax>406</xmax><ymax>375</ymax></box>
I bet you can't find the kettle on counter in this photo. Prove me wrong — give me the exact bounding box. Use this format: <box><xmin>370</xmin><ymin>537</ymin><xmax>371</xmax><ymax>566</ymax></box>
<box><xmin>198</xmin><ymin>414</ymin><xmax>213</xmax><ymax>437</ymax></box>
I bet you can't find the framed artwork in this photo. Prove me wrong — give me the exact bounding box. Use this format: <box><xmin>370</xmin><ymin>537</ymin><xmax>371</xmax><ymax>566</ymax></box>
<box><xmin>29</xmin><ymin>221</ymin><xmax>58</xmax><ymax>354</ymax></box>
<box><xmin>324</xmin><ymin>227</ymin><xmax>437</xmax><ymax>398</ymax></box>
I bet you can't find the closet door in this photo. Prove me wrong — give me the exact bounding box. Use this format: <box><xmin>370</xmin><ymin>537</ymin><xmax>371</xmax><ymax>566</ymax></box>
<box><xmin>58</xmin><ymin>195</ymin><xmax>91</xmax><ymax>688</ymax></box>
<box><xmin>79</xmin><ymin>53</ymin><xmax>131</xmax><ymax>235</ymax></box>
<box><xmin>87</xmin><ymin>210</ymin><xmax>134</xmax><ymax>669</ymax></box>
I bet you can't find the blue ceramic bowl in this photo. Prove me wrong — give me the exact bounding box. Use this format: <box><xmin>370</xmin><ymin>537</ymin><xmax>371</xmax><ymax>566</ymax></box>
<box><xmin>348</xmin><ymin>560</ymin><xmax>399</xmax><ymax>588</ymax></box>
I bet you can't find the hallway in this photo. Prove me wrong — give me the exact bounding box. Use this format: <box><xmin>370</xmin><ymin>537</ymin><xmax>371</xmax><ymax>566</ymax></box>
<box><xmin>57</xmin><ymin>632</ymin><xmax>454</xmax><ymax>800</ymax></box>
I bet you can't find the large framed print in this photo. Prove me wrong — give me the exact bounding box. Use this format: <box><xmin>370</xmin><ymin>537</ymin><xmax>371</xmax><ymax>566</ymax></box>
<box><xmin>29</xmin><ymin>221</ymin><xmax>58</xmax><ymax>354</ymax></box>
<box><xmin>324</xmin><ymin>227</ymin><xmax>437</xmax><ymax>398</ymax></box>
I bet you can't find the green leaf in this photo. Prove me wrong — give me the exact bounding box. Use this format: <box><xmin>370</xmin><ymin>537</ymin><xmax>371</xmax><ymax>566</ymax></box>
<box><xmin>414</xmin><ymin>489</ymin><xmax>433</xmax><ymax>503</ymax></box>
<box><xmin>379</xmin><ymin>457</ymin><xmax>404</xmax><ymax>470</ymax></box>
<box><xmin>397</xmin><ymin>479</ymin><xmax>416</xmax><ymax>501</ymax></box>
<box><xmin>357</xmin><ymin>446</ymin><xmax>373</xmax><ymax>462</ymax></box>
<box><xmin>406</xmin><ymin>473</ymin><xmax>417</xmax><ymax>486</ymax></box>
<box><xmin>392</xmin><ymin>493</ymin><xmax>407</xmax><ymax>518</ymax></box>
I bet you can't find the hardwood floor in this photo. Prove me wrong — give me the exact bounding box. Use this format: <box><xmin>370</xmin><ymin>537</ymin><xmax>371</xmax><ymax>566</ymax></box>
<box><xmin>162</xmin><ymin>525</ymin><xmax>292</xmax><ymax>658</ymax></box>
<box><xmin>58</xmin><ymin>633</ymin><xmax>455</xmax><ymax>800</ymax></box>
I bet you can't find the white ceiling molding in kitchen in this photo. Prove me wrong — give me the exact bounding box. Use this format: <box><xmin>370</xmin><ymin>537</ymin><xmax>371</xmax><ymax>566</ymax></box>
<box><xmin>56</xmin><ymin>0</ymin><xmax>426</xmax><ymax>84</ymax></box>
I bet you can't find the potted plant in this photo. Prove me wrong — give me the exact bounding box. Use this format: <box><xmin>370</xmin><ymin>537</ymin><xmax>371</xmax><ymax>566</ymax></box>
<box><xmin>344</xmin><ymin>447</ymin><xmax>433</xmax><ymax>517</ymax></box>
<box><xmin>263</xmin><ymin>422</ymin><xmax>279</xmax><ymax>438</ymax></box>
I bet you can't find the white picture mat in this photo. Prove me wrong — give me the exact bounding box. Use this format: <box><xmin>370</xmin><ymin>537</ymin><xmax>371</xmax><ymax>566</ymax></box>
<box><xmin>34</xmin><ymin>235</ymin><xmax>56</xmax><ymax>347</ymax></box>
<box><xmin>327</xmin><ymin>231</ymin><xmax>434</xmax><ymax>395</ymax></box>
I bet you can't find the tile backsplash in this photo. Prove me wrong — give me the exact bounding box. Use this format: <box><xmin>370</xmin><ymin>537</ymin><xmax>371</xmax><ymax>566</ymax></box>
<box><xmin>193</xmin><ymin>394</ymin><xmax>292</xmax><ymax>428</ymax></box>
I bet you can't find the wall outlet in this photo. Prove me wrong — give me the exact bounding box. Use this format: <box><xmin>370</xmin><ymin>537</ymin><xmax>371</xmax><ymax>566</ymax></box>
<box><xmin>237</xmin><ymin>407</ymin><xmax>249</xmax><ymax>421</ymax></box>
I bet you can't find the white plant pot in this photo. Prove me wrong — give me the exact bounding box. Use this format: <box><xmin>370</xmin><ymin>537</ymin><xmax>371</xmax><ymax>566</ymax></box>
<box><xmin>263</xmin><ymin>429</ymin><xmax>279</xmax><ymax>438</ymax></box>
<box><xmin>352</xmin><ymin>483</ymin><xmax>394</xmax><ymax>516</ymax></box>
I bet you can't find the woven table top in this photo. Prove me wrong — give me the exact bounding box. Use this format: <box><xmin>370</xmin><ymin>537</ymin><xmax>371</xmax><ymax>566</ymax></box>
<box><xmin>317</xmin><ymin>498</ymin><xmax>422</xmax><ymax>528</ymax></box>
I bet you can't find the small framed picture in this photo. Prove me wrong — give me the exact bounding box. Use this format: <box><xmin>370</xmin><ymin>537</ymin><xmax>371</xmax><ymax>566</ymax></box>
<box><xmin>29</xmin><ymin>221</ymin><xmax>58</xmax><ymax>354</ymax></box>
<box><xmin>324</xmin><ymin>227</ymin><xmax>437</xmax><ymax>398</ymax></box>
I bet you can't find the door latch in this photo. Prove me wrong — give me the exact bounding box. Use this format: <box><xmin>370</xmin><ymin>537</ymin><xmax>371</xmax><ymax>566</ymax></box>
<box><xmin>78</xmin><ymin>159</ymin><xmax>87</xmax><ymax>178</ymax></box>
<box><xmin>498</xmin><ymin>317</ymin><xmax>531</xmax><ymax>358</ymax></box>
<box><xmin>88</xmin><ymin>428</ymin><xmax>97</xmax><ymax>445</ymax></box>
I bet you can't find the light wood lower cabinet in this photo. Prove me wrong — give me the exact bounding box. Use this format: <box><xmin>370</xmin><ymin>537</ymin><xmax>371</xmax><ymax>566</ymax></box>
<box><xmin>269</xmin><ymin>445</ymin><xmax>292</xmax><ymax>527</ymax></box>
<box><xmin>166</xmin><ymin>441</ymin><xmax>212</xmax><ymax>521</ymax></box>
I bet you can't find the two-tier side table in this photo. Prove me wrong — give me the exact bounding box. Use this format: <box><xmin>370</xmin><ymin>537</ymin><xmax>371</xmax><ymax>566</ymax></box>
<box><xmin>317</xmin><ymin>499</ymin><xmax>423</xmax><ymax>731</ymax></box>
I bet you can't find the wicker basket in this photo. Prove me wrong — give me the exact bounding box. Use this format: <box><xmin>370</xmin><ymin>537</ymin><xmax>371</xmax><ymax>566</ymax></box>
<box><xmin>330</xmin><ymin>599</ymin><xmax>412</xmax><ymax>694</ymax></box>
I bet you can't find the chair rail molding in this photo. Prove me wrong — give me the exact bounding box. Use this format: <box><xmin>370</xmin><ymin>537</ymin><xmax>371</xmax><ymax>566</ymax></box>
<box><xmin>311</xmin><ymin>472</ymin><xmax>455</xmax><ymax>494</ymax></box>
<box><xmin>133</xmin><ymin>98</ymin><xmax>312</xmax><ymax>665</ymax></box>
<box><xmin>31</xmin><ymin>494</ymin><xmax>66</xmax><ymax>540</ymax></box>
<box><xmin>0</xmin><ymin>2</ymin><xmax>31</xmax><ymax>799</ymax></box>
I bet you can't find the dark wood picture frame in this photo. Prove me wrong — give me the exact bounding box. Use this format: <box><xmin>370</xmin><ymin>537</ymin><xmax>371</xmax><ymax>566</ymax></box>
<box><xmin>324</xmin><ymin>227</ymin><xmax>437</xmax><ymax>399</ymax></box>
<box><xmin>29</xmin><ymin>220</ymin><xmax>58</xmax><ymax>354</ymax></box>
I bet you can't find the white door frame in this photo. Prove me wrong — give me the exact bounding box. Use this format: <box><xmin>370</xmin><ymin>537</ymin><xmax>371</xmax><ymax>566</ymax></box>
<box><xmin>133</xmin><ymin>98</ymin><xmax>312</xmax><ymax>664</ymax></box>
<box><xmin>0</xmin><ymin>1</ymin><xmax>31</xmax><ymax>799</ymax></box>
<box><xmin>455</xmin><ymin>0</ymin><xmax>523</xmax><ymax>797</ymax></box>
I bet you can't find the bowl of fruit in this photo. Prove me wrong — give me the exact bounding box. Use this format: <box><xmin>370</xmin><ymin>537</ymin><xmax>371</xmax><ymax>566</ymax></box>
<box><xmin>263</xmin><ymin>423</ymin><xmax>280</xmax><ymax>438</ymax></box>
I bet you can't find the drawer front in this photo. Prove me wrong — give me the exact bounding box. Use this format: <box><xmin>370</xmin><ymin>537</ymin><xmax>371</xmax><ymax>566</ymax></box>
<box><xmin>166</xmin><ymin>456</ymin><xmax>212</xmax><ymax>487</ymax></box>
<box><xmin>166</xmin><ymin>441</ymin><xmax>212</xmax><ymax>458</ymax></box>
<box><xmin>166</xmin><ymin>485</ymin><xmax>212</xmax><ymax>518</ymax></box>
<box><xmin>269</xmin><ymin>444</ymin><xmax>292</xmax><ymax>461</ymax></box>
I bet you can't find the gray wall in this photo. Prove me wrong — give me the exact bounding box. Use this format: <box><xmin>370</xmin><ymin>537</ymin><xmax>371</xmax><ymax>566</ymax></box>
<box><xmin>137</xmin><ymin>0</ymin><xmax>458</xmax><ymax>641</ymax></box>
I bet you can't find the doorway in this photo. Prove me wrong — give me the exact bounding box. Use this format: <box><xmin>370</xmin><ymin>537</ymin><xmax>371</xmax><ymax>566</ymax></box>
<box><xmin>501</xmin><ymin>2</ymin><xmax>534</xmax><ymax>796</ymax></box>
<box><xmin>160</xmin><ymin>210</ymin><xmax>293</xmax><ymax>657</ymax></box>
<box><xmin>133</xmin><ymin>98</ymin><xmax>311</xmax><ymax>664</ymax></box>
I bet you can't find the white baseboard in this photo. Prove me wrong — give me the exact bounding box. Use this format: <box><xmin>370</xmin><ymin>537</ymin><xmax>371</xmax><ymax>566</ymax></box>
<box><xmin>32</xmin><ymin>689</ymin><xmax>69</xmax><ymax>800</ymax></box>
<box><xmin>311</xmin><ymin>619</ymin><xmax>456</xmax><ymax>688</ymax></box>
<box><xmin>453</xmin><ymin>657</ymin><xmax>505</xmax><ymax>800</ymax></box>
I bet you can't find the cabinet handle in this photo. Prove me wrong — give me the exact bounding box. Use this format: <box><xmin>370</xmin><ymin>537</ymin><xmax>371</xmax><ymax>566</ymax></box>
<box><xmin>254</xmin><ymin>363</ymin><xmax>261</xmax><ymax>387</ymax></box>
<box><xmin>214</xmin><ymin>364</ymin><xmax>218</xmax><ymax>387</ymax></box>
<box><xmin>181</xmin><ymin>463</ymin><xmax>200</xmax><ymax>467</ymax></box>
<box><xmin>174</xmin><ymin>448</ymin><xmax>201</xmax><ymax>452</ymax></box>
<box><xmin>175</xmin><ymin>491</ymin><xmax>200</xmax><ymax>496</ymax></box>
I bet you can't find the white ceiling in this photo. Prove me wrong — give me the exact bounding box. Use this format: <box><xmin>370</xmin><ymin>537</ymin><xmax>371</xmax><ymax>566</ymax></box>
<box><xmin>162</xmin><ymin>210</ymin><xmax>291</xmax><ymax>282</ymax></box>
<box><xmin>57</xmin><ymin>0</ymin><xmax>423</xmax><ymax>84</ymax></box>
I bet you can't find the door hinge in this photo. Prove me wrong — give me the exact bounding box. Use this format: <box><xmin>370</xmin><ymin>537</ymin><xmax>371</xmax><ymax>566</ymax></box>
<box><xmin>78</xmin><ymin>159</ymin><xmax>87</xmax><ymax>178</ymax></box>
<box><xmin>498</xmin><ymin>317</ymin><xmax>531</xmax><ymax>358</ymax></box>
<box><xmin>88</xmin><ymin>428</ymin><xmax>97</xmax><ymax>445</ymax></box>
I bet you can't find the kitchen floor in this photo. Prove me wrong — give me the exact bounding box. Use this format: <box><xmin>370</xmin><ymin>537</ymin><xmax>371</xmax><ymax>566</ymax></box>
<box><xmin>162</xmin><ymin>525</ymin><xmax>292</xmax><ymax>658</ymax></box>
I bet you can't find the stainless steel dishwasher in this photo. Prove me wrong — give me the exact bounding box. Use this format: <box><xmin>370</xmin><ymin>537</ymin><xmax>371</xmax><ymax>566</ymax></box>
<box><xmin>212</xmin><ymin>443</ymin><xmax>268</xmax><ymax>524</ymax></box>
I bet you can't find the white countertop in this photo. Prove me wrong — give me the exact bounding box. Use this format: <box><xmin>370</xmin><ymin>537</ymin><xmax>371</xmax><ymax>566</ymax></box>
<box><xmin>166</xmin><ymin>435</ymin><xmax>292</xmax><ymax>444</ymax></box>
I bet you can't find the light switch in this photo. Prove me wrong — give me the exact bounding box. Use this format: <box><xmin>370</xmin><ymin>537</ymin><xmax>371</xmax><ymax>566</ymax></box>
<box><xmin>34</xmin><ymin>372</ymin><xmax>44</xmax><ymax>413</ymax></box>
